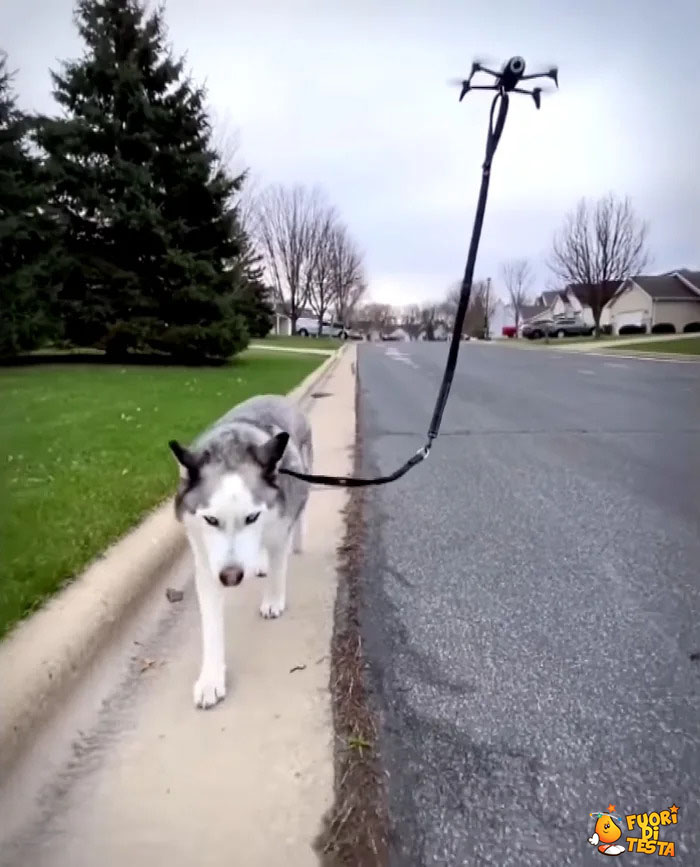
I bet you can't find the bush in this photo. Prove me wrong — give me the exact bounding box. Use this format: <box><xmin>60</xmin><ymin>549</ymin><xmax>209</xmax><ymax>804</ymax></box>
<box><xmin>683</xmin><ymin>322</ymin><xmax>700</xmax><ymax>333</ymax></box>
<box><xmin>152</xmin><ymin>318</ymin><xmax>249</xmax><ymax>362</ymax></box>
<box><xmin>651</xmin><ymin>323</ymin><xmax>676</xmax><ymax>335</ymax></box>
<box><xmin>618</xmin><ymin>324</ymin><xmax>646</xmax><ymax>335</ymax></box>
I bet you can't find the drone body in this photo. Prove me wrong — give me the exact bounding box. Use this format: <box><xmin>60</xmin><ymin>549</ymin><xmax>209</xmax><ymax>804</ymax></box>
<box><xmin>457</xmin><ymin>55</ymin><xmax>558</xmax><ymax>109</ymax></box>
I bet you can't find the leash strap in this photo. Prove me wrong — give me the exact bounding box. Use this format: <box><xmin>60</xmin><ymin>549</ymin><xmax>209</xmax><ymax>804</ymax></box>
<box><xmin>281</xmin><ymin>93</ymin><xmax>510</xmax><ymax>488</ymax></box>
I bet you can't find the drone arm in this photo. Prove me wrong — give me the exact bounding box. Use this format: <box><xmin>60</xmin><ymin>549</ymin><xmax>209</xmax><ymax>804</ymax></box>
<box><xmin>474</xmin><ymin>65</ymin><xmax>500</xmax><ymax>79</ymax></box>
<box><xmin>512</xmin><ymin>87</ymin><xmax>541</xmax><ymax>108</ymax></box>
<box><xmin>520</xmin><ymin>70</ymin><xmax>559</xmax><ymax>87</ymax></box>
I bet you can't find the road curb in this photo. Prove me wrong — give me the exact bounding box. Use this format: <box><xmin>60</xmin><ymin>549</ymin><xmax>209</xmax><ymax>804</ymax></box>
<box><xmin>0</xmin><ymin>346</ymin><xmax>345</xmax><ymax>776</ymax></box>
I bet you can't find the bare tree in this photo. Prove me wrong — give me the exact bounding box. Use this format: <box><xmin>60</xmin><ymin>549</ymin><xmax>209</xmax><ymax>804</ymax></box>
<box><xmin>419</xmin><ymin>304</ymin><xmax>440</xmax><ymax>340</ymax></box>
<box><xmin>501</xmin><ymin>259</ymin><xmax>533</xmax><ymax>335</ymax></box>
<box><xmin>252</xmin><ymin>184</ymin><xmax>327</xmax><ymax>333</ymax></box>
<box><xmin>210</xmin><ymin>110</ymin><xmax>246</xmax><ymax>179</ymax></box>
<box><xmin>548</xmin><ymin>193</ymin><xmax>650</xmax><ymax>335</ymax></box>
<box><xmin>400</xmin><ymin>304</ymin><xmax>421</xmax><ymax>325</ymax></box>
<box><xmin>328</xmin><ymin>223</ymin><xmax>366</xmax><ymax>326</ymax></box>
<box><xmin>464</xmin><ymin>279</ymin><xmax>496</xmax><ymax>338</ymax></box>
<box><xmin>306</xmin><ymin>208</ymin><xmax>339</xmax><ymax>335</ymax></box>
<box><xmin>441</xmin><ymin>282</ymin><xmax>464</xmax><ymax>332</ymax></box>
<box><xmin>362</xmin><ymin>303</ymin><xmax>395</xmax><ymax>335</ymax></box>
<box><xmin>480</xmin><ymin>279</ymin><xmax>497</xmax><ymax>338</ymax></box>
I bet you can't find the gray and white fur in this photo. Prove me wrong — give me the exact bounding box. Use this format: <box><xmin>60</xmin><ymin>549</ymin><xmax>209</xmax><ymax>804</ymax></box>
<box><xmin>169</xmin><ymin>394</ymin><xmax>312</xmax><ymax>709</ymax></box>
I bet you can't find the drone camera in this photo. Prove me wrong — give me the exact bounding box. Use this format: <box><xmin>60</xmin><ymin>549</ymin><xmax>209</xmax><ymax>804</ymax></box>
<box><xmin>507</xmin><ymin>56</ymin><xmax>526</xmax><ymax>77</ymax></box>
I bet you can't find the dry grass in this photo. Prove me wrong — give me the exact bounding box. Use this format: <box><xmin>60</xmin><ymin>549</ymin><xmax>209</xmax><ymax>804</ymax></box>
<box><xmin>314</xmin><ymin>389</ymin><xmax>389</xmax><ymax>866</ymax></box>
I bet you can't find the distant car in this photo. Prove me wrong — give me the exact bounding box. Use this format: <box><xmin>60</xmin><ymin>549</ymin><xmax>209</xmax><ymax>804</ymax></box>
<box><xmin>295</xmin><ymin>318</ymin><xmax>352</xmax><ymax>339</ymax></box>
<box><xmin>522</xmin><ymin>318</ymin><xmax>594</xmax><ymax>339</ymax></box>
<box><xmin>521</xmin><ymin>320</ymin><xmax>550</xmax><ymax>339</ymax></box>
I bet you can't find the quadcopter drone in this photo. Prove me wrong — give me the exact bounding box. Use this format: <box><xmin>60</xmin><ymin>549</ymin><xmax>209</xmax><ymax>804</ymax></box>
<box><xmin>455</xmin><ymin>55</ymin><xmax>558</xmax><ymax>109</ymax></box>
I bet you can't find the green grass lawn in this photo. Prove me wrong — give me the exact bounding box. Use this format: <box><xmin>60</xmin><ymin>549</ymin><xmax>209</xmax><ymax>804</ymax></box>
<box><xmin>0</xmin><ymin>351</ymin><xmax>322</xmax><ymax>638</ymax></box>
<box><xmin>608</xmin><ymin>336</ymin><xmax>700</xmax><ymax>355</ymax></box>
<box><xmin>258</xmin><ymin>334</ymin><xmax>342</xmax><ymax>351</ymax></box>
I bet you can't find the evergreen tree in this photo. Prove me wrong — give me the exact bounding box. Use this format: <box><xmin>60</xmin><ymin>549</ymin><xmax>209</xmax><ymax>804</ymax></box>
<box><xmin>0</xmin><ymin>53</ymin><xmax>58</xmax><ymax>358</ymax></box>
<box><xmin>231</xmin><ymin>231</ymin><xmax>274</xmax><ymax>339</ymax></box>
<box><xmin>37</xmin><ymin>0</ymin><xmax>249</xmax><ymax>361</ymax></box>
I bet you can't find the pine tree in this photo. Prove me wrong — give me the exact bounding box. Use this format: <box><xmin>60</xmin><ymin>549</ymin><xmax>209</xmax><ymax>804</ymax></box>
<box><xmin>37</xmin><ymin>0</ymin><xmax>249</xmax><ymax>361</ymax></box>
<box><xmin>0</xmin><ymin>53</ymin><xmax>58</xmax><ymax>358</ymax></box>
<box><xmin>231</xmin><ymin>231</ymin><xmax>274</xmax><ymax>339</ymax></box>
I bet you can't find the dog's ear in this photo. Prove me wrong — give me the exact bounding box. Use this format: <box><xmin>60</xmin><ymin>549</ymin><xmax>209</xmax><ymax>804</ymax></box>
<box><xmin>169</xmin><ymin>440</ymin><xmax>209</xmax><ymax>480</ymax></box>
<box><xmin>250</xmin><ymin>431</ymin><xmax>289</xmax><ymax>475</ymax></box>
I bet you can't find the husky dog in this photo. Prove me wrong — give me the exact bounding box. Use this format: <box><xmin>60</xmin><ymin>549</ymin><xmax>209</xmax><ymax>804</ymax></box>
<box><xmin>169</xmin><ymin>394</ymin><xmax>312</xmax><ymax>709</ymax></box>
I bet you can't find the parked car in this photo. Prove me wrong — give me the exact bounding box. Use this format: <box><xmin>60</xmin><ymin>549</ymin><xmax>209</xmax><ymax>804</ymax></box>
<box><xmin>295</xmin><ymin>318</ymin><xmax>353</xmax><ymax>339</ymax></box>
<box><xmin>522</xmin><ymin>317</ymin><xmax>594</xmax><ymax>339</ymax></box>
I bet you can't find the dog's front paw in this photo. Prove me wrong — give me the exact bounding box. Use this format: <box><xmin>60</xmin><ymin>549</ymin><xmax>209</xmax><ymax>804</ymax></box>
<box><xmin>259</xmin><ymin>597</ymin><xmax>285</xmax><ymax>619</ymax></box>
<box><xmin>193</xmin><ymin>668</ymin><xmax>226</xmax><ymax>709</ymax></box>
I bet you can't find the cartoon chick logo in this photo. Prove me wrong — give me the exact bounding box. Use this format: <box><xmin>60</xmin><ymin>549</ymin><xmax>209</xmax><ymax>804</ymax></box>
<box><xmin>588</xmin><ymin>803</ymin><xmax>680</xmax><ymax>857</ymax></box>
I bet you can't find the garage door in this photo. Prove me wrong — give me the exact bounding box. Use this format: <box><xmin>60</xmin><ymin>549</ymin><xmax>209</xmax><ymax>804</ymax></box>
<box><xmin>612</xmin><ymin>310</ymin><xmax>644</xmax><ymax>333</ymax></box>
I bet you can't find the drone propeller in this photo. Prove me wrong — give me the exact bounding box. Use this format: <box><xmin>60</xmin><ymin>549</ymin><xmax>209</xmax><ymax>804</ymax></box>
<box><xmin>522</xmin><ymin>59</ymin><xmax>559</xmax><ymax>87</ymax></box>
<box><xmin>472</xmin><ymin>54</ymin><xmax>500</xmax><ymax>68</ymax></box>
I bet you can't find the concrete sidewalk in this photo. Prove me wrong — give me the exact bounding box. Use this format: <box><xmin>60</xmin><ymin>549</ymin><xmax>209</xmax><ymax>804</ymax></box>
<box><xmin>250</xmin><ymin>342</ymin><xmax>335</xmax><ymax>355</ymax></box>
<box><xmin>0</xmin><ymin>348</ymin><xmax>356</xmax><ymax>867</ymax></box>
<box><xmin>531</xmin><ymin>333</ymin><xmax>700</xmax><ymax>352</ymax></box>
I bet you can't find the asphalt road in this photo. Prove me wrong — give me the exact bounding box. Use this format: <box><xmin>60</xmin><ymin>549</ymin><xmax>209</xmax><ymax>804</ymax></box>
<box><xmin>358</xmin><ymin>342</ymin><xmax>700</xmax><ymax>866</ymax></box>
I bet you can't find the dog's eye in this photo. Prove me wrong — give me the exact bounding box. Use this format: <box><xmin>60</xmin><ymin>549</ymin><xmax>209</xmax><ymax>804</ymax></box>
<box><xmin>245</xmin><ymin>511</ymin><xmax>261</xmax><ymax>525</ymax></box>
<box><xmin>203</xmin><ymin>515</ymin><xmax>219</xmax><ymax>527</ymax></box>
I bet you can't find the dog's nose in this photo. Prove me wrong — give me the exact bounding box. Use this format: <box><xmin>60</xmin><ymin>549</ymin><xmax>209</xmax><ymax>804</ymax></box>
<box><xmin>219</xmin><ymin>567</ymin><xmax>244</xmax><ymax>587</ymax></box>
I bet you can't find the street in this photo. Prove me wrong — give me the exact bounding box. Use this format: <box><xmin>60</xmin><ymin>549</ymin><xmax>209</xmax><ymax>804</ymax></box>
<box><xmin>358</xmin><ymin>342</ymin><xmax>700</xmax><ymax>866</ymax></box>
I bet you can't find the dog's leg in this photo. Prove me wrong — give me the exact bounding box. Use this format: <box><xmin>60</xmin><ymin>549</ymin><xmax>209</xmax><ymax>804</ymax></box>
<box><xmin>255</xmin><ymin>546</ymin><xmax>269</xmax><ymax>578</ymax></box>
<box><xmin>192</xmin><ymin>550</ymin><xmax>226</xmax><ymax>709</ymax></box>
<box><xmin>292</xmin><ymin>508</ymin><xmax>305</xmax><ymax>554</ymax></box>
<box><xmin>260</xmin><ymin>534</ymin><xmax>291</xmax><ymax>619</ymax></box>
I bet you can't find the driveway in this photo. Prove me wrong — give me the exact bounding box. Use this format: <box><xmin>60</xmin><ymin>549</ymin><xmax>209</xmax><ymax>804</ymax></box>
<box><xmin>358</xmin><ymin>342</ymin><xmax>700</xmax><ymax>865</ymax></box>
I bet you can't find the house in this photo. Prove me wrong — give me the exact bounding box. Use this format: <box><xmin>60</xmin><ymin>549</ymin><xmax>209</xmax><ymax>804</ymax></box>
<box><xmin>603</xmin><ymin>271</ymin><xmax>700</xmax><ymax>335</ymax></box>
<box><xmin>564</xmin><ymin>284</ymin><xmax>620</xmax><ymax>329</ymax></box>
<box><xmin>536</xmin><ymin>290</ymin><xmax>570</xmax><ymax>319</ymax></box>
<box><xmin>269</xmin><ymin>303</ymin><xmax>291</xmax><ymax>336</ymax></box>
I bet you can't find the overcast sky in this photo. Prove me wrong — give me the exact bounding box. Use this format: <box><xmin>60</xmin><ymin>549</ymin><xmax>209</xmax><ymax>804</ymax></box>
<box><xmin>4</xmin><ymin>0</ymin><xmax>699</xmax><ymax>305</ymax></box>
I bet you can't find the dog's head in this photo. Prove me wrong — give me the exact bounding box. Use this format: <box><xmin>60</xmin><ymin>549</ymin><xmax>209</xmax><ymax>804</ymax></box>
<box><xmin>168</xmin><ymin>432</ymin><xmax>289</xmax><ymax>586</ymax></box>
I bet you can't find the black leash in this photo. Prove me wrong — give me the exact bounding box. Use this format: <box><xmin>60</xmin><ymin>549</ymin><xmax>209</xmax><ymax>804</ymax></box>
<box><xmin>281</xmin><ymin>58</ymin><xmax>557</xmax><ymax>488</ymax></box>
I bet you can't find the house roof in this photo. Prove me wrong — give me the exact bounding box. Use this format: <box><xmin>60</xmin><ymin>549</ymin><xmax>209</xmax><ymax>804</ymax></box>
<box><xmin>565</xmin><ymin>282</ymin><xmax>621</xmax><ymax>308</ymax></box>
<box><xmin>540</xmin><ymin>290</ymin><xmax>566</xmax><ymax>307</ymax></box>
<box><xmin>520</xmin><ymin>304</ymin><xmax>548</xmax><ymax>322</ymax></box>
<box><xmin>676</xmin><ymin>270</ymin><xmax>700</xmax><ymax>290</ymax></box>
<box><xmin>632</xmin><ymin>274</ymin><xmax>700</xmax><ymax>301</ymax></box>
